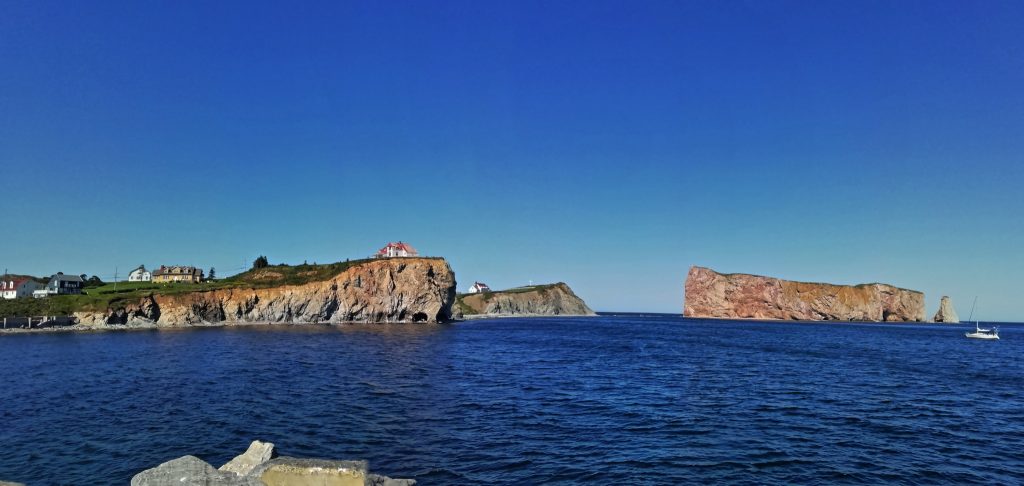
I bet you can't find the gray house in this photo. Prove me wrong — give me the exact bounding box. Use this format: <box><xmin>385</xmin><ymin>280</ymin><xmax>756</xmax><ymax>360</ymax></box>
<box><xmin>33</xmin><ymin>273</ymin><xmax>84</xmax><ymax>298</ymax></box>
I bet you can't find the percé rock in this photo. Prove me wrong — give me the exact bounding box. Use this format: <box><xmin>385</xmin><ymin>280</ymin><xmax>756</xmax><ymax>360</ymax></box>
<box><xmin>132</xmin><ymin>442</ymin><xmax>414</xmax><ymax>486</ymax></box>
<box><xmin>75</xmin><ymin>258</ymin><xmax>456</xmax><ymax>327</ymax></box>
<box><xmin>932</xmin><ymin>296</ymin><xmax>960</xmax><ymax>323</ymax></box>
<box><xmin>456</xmin><ymin>282</ymin><xmax>596</xmax><ymax>317</ymax></box>
<box><xmin>683</xmin><ymin>266</ymin><xmax>925</xmax><ymax>322</ymax></box>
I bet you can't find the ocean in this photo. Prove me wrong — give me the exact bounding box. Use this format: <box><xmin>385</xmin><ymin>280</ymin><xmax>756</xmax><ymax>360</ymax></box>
<box><xmin>1</xmin><ymin>314</ymin><xmax>1022</xmax><ymax>484</ymax></box>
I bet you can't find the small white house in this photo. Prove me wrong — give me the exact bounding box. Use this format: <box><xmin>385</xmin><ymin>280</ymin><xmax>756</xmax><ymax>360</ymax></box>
<box><xmin>128</xmin><ymin>265</ymin><xmax>152</xmax><ymax>282</ymax></box>
<box><xmin>468</xmin><ymin>282</ymin><xmax>491</xmax><ymax>294</ymax></box>
<box><xmin>375</xmin><ymin>241</ymin><xmax>419</xmax><ymax>258</ymax></box>
<box><xmin>1</xmin><ymin>278</ymin><xmax>42</xmax><ymax>299</ymax></box>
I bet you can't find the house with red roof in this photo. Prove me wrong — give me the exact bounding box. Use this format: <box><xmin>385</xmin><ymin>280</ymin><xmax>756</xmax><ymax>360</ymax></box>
<box><xmin>1</xmin><ymin>278</ymin><xmax>42</xmax><ymax>299</ymax></box>
<box><xmin>375</xmin><ymin>241</ymin><xmax>419</xmax><ymax>258</ymax></box>
<box><xmin>468</xmin><ymin>282</ymin><xmax>491</xmax><ymax>294</ymax></box>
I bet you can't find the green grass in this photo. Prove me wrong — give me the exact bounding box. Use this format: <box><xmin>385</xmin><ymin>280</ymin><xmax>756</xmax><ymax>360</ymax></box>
<box><xmin>454</xmin><ymin>296</ymin><xmax>475</xmax><ymax>316</ymax></box>
<box><xmin>0</xmin><ymin>293</ymin><xmax>132</xmax><ymax>316</ymax></box>
<box><xmin>0</xmin><ymin>257</ymin><xmax>445</xmax><ymax>317</ymax></box>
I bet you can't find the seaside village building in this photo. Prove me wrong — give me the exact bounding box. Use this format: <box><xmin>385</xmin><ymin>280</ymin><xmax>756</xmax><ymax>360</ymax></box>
<box><xmin>152</xmin><ymin>265</ymin><xmax>204</xmax><ymax>283</ymax></box>
<box><xmin>128</xmin><ymin>265</ymin><xmax>152</xmax><ymax>282</ymax></box>
<box><xmin>375</xmin><ymin>241</ymin><xmax>419</xmax><ymax>258</ymax></box>
<box><xmin>1</xmin><ymin>278</ymin><xmax>43</xmax><ymax>299</ymax></box>
<box><xmin>32</xmin><ymin>273</ymin><xmax>84</xmax><ymax>298</ymax></box>
<box><xmin>468</xmin><ymin>282</ymin><xmax>491</xmax><ymax>294</ymax></box>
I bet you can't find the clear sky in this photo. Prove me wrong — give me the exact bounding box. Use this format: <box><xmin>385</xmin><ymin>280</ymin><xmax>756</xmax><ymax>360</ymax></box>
<box><xmin>2</xmin><ymin>1</ymin><xmax>1023</xmax><ymax>320</ymax></box>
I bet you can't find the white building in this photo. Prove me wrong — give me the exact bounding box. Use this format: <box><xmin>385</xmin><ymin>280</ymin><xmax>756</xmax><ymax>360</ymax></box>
<box><xmin>1</xmin><ymin>278</ymin><xmax>42</xmax><ymax>299</ymax></box>
<box><xmin>128</xmin><ymin>265</ymin><xmax>152</xmax><ymax>282</ymax></box>
<box><xmin>375</xmin><ymin>241</ymin><xmax>419</xmax><ymax>258</ymax></box>
<box><xmin>468</xmin><ymin>282</ymin><xmax>491</xmax><ymax>294</ymax></box>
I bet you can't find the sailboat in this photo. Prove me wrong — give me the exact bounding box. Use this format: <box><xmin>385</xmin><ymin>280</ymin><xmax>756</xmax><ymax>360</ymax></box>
<box><xmin>964</xmin><ymin>297</ymin><xmax>999</xmax><ymax>340</ymax></box>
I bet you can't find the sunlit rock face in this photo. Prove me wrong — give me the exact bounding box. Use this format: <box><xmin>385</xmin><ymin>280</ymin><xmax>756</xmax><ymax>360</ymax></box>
<box><xmin>683</xmin><ymin>266</ymin><xmax>925</xmax><ymax>322</ymax></box>
<box><xmin>932</xmin><ymin>296</ymin><xmax>960</xmax><ymax>323</ymax></box>
<box><xmin>75</xmin><ymin>258</ymin><xmax>456</xmax><ymax>327</ymax></box>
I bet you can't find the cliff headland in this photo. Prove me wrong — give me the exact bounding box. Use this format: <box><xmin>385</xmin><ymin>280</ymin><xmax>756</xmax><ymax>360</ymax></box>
<box><xmin>1</xmin><ymin>258</ymin><xmax>456</xmax><ymax>329</ymax></box>
<box><xmin>684</xmin><ymin>266</ymin><xmax>925</xmax><ymax>322</ymax></box>
<box><xmin>454</xmin><ymin>282</ymin><xmax>596</xmax><ymax>318</ymax></box>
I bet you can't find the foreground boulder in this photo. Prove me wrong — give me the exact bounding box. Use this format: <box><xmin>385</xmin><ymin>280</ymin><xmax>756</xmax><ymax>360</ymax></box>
<box><xmin>684</xmin><ymin>266</ymin><xmax>925</xmax><ymax>322</ymax></box>
<box><xmin>131</xmin><ymin>455</ymin><xmax>260</xmax><ymax>486</ymax></box>
<box><xmin>220</xmin><ymin>440</ymin><xmax>277</xmax><ymax>476</ymax></box>
<box><xmin>455</xmin><ymin>282</ymin><xmax>596</xmax><ymax>317</ymax></box>
<box><xmin>932</xmin><ymin>296</ymin><xmax>960</xmax><ymax>323</ymax></box>
<box><xmin>132</xmin><ymin>441</ymin><xmax>413</xmax><ymax>486</ymax></box>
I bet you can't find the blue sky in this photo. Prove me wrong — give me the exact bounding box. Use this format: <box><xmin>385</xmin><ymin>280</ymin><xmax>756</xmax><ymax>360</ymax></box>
<box><xmin>2</xmin><ymin>1</ymin><xmax>1023</xmax><ymax>320</ymax></box>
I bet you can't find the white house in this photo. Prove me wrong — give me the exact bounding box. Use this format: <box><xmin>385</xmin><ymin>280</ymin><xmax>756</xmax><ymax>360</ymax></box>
<box><xmin>374</xmin><ymin>241</ymin><xmax>419</xmax><ymax>258</ymax></box>
<box><xmin>128</xmin><ymin>265</ymin><xmax>152</xmax><ymax>282</ymax></box>
<box><xmin>1</xmin><ymin>278</ymin><xmax>42</xmax><ymax>299</ymax></box>
<box><xmin>468</xmin><ymin>282</ymin><xmax>491</xmax><ymax>294</ymax></box>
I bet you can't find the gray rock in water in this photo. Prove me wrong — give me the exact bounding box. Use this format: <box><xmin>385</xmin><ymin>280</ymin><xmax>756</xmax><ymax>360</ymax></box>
<box><xmin>367</xmin><ymin>474</ymin><xmax>417</xmax><ymax>486</ymax></box>
<box><xmin>933</xmin><ymin>296</ymin><xmax>960</xmax><ymax>323</ymax></box>
<box><xmin>0</xmin><ymin>481</ymin><xmax>27</xmax><ymax>486</ymax></box>
<box><xmin>219</xmin><ymin>440</ymin><xmax>276</xmax><ymax>476</ymax></box>
<box><xmin>131</xmin><ymin>455</ymin><xmax>261</xmax><ymax>486</ymax></box>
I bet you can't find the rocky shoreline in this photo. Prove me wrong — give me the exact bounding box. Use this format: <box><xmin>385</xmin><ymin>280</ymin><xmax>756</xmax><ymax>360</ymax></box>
<box><xmin>0</xmin><ymin>439</ymin><xmax>413</xmax><ymax>485</ymax></box>
<box><xmin>125</xmin><ymin>440</ymin><xmax>413</xmax><ymax>486</ymax></box>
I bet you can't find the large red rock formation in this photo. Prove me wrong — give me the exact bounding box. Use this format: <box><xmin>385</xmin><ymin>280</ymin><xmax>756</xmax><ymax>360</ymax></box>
<box><xmin>683</xmin><ymin>266</ymin><xmax>925</xmax><ymax>322</ymax></box>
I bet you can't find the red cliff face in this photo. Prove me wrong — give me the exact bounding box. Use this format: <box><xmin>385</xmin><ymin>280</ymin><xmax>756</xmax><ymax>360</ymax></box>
<box><xmin>683</xmin><ymin>266</ymin><xmax>925</xmax><ymax>322</ymax></box>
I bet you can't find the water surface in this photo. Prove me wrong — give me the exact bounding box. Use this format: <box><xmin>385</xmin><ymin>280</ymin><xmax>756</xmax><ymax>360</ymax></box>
<box><xmin>1</xmin><ymin>315</ymin><xmax>1022</xmax><ymax>484</ymax></box>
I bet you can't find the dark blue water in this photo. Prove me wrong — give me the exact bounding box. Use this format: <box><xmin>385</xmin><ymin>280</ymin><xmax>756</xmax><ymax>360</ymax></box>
<box><xmin>2</xmin><ymin>315</ymin><xmax>1023</xmax><ymax>484</ymax></box>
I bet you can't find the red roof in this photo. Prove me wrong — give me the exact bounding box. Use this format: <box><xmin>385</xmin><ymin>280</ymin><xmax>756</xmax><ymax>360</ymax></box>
<box><xmin>377</xmin><ymin>241</ymin><xmax>418</xmax><ymax>254</ymax></box>
<box><xmin>1</xmin><ymin>278</ymin><xmax>30</xmax><ymax>290</ymax></box>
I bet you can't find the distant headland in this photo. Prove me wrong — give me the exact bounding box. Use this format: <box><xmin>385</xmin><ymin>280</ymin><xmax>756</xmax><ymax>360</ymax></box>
<box><xmin>453</xmin><ymin>282</ymin><xmax>596</xmax><ymax>319</ymax></box>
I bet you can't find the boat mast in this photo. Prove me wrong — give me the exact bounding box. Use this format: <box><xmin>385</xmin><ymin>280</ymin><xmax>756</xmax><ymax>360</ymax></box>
<box><xmin>967</xmin><ymin>296</ymin><xmax>979</xmax><ymax>331</ymax></box>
